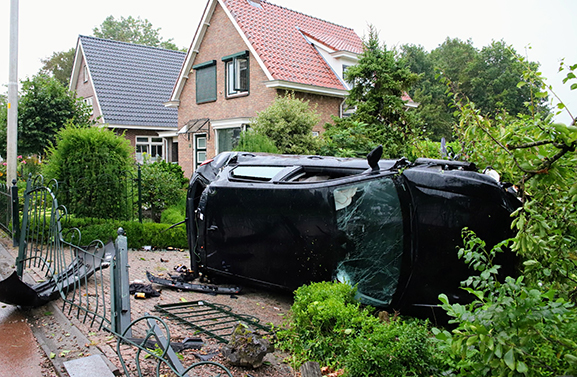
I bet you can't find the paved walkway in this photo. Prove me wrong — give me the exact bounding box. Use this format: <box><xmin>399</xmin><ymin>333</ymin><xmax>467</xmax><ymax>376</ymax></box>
<box><xmin>0</xmin><ymin>304</ymin><xmax>45</xmax><ymax>377</ymax></box>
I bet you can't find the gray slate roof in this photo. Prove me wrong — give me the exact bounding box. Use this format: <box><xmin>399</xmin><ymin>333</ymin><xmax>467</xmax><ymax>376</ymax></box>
<box><xmin>79</xmin><ymin>35</ymin><xmax>186</xmax><ymax>128</ymax></box>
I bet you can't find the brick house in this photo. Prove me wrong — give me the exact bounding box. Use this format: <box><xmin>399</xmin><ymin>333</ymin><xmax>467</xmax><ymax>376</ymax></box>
<box><xmin>167</xmin><ymin>0</ymin><xmax>364</xmax><ymax>177</ymax></box>
<box><xmin>69</xmin><ymin>35</ymin><xmax>186</xmax><ymax>163</ymax></box>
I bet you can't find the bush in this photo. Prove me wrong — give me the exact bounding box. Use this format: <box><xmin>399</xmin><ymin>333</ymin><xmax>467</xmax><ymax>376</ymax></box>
<box><xmin>234</xmin><ymin>130</ymin><xmax>279</xmax><ymax>153</ymax></box>
<box><xmin>344</xmin><ymin>320</ymin><xmax>437</xmax><ymax>377</ymax></box>
<box><xmin>140</xmin><ymin>160</ymin><xmax>184</xmax><ymax>222</ymax></box>
<box><xmin>277</xmin><ymin>281</ymin><xmax>439</xmax><ymax>376</ymax></box>
<box><xmin>60</xmin><ymin>217</ymin><xmax>187</xmax><ymax>249</ymax></box>
<box><xmin>434</xmin><ymin>230</ymin><xmax>577</xmax><ymax>376</ymax></box>
<box><xmin>160</xmin><ymin>191</ymin><xmax>186</xmax><ymax>225</ymax></box>
<box><xmin>43</xmin><ymin>124</ymin><xmax>135</xmax><ymax>219</ymax></box>
<box><xmin>251</xmin><ymin>92</ymin><xmax>321</xmax><ymax>155</ymax></box>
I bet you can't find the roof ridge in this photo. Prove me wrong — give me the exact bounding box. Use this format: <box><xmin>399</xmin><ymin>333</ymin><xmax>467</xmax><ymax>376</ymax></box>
<box><xmin>261</xmin><ymin>0</ymin><xmax>357</xmax><ymax>33</ymax></box>
<box><xmin>78</xmin><ymin>34</ymin><xmax>186</xmax><ymax>55</ymax></box>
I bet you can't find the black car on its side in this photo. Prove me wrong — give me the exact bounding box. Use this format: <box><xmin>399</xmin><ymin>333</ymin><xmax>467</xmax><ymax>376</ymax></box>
<box><xmin>184</xmin><ymin>148</ymin><xmax>520</xmax><ymax>319</ymax></box>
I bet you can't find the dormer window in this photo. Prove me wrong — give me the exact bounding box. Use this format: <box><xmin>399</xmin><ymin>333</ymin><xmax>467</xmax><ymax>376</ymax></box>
<box><xmin>222</xmin><ymin>51</ymin><xmax>249</xmax><ymax>97</ymax></box>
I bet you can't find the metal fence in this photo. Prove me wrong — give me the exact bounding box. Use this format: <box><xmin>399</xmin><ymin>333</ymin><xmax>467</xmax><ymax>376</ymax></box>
<box><xmin>13</xmin><ymin>174</ymin><xmax>231</xmax><ymax>377</ymax></box>
<box><xmin>54</xmin><ymin>166</ymin><xmax>143</xmax><ymax>222</ymax></box>
<box><xmin>0</xmin><ymin>179</ymin><xmax>19</xmax><ymax>246</ymax></box>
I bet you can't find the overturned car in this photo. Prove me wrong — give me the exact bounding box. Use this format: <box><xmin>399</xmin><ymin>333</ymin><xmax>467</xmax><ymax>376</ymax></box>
<box><xmin>184</xmin><ymin>147</ymin><xmax>520</xmax><ymax>319</ymax></box>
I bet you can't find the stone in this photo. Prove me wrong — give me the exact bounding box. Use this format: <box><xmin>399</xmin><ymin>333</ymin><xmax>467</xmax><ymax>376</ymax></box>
<box><xmin>221</xmin><ymin>323</ymin><xmax>274</xmax><ymax>368</ymax></box>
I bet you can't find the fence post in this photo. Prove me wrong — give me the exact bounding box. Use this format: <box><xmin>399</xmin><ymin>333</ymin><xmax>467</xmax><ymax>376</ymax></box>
<box><xmin>10</xmin><ymin>179</ymin><xmax>19</xmax><ymax>247</ymax></box>
<box><xmin>111</xmin><ymin>227</ymin><xmax>132</xmax><ymax>337</ymax></box>
<box><xmin>137</xmin><ymin>165</ymin><xmax>142</xmax><ymax>223</ymax></box>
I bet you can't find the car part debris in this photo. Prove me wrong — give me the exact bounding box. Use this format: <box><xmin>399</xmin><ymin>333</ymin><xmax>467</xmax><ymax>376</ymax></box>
<box><xmin>146</xmin><ymin>271</ymin><xmax>241</xmax><ymax>295</ymax></box>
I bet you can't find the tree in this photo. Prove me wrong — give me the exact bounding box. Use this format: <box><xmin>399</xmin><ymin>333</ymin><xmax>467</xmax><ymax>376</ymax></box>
<box><xmin>401</xmin><ymin>38</ymin><xmax>549</xmax><ymax>140</ymax></box>
<box><xmin>43</xmin><ymin>124</ymin><xmax>136</xmax><ymax>219</ymax></box>
<box><xmin>324</xmin><ymin>26</ymin><xmax>420</xmax><ymax>158</ymax></box>
<box><xmin>40</xmin><ymin>48</ymin><xmax>76</xmax><ymax>86</ymax></box>
<box><xmin>0</xmin><ymin>74</ymin><xmax>93</xmax><ymax>157</ymax></box>
<box><xmin>93</xmin><ymin>15</ymin><xmax>181</xmax><ymax>51</ymax></box>
<box><xmin>251</xmin><ymin>92</ymin><xmax>321</xmax><ymax>155</ymax></box>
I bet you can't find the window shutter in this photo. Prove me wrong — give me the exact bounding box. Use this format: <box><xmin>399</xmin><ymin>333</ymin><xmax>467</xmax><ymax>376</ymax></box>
<box><xmin>194</xmin><ymin>60</ymin><xmax>217</xmax><ymax>104</ymax></box>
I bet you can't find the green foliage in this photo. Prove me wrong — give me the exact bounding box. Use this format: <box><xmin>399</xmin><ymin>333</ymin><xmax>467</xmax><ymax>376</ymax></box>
<box><xmin>402</xmin><ymin>38</ymin><xmax>548</xmax><ymax>141</ymax></box>
<box><xmin>60</xmin><ymin>217</ymin><xmax>187</xmax><ymax>249</ymax></box>
<box><xmin>140</xmin><ymin>160</ymin><xmax>184</xmax><ymax>222</ymax></box>
<box><xmin>233</xmin><ymin>129</ymin><xmax>279</xmax><ymax>153</ymax></box>
<box><xmin>276</xmin><ymin>282</ymin><xmax>439</xmax><ymax>376</ymax></box>
<box><xmin>325</xmin><ymin>26</ymin><xmax>421</xmax><ymax>159</ymax></box>
<box><xmin>93</xmin><ymin>15</ymin><xmax>182</xmax><ymax>51</ymax></box>
<box><xmin>435</xmin><ymin>229</ymin><xmax>577</xmax><ymax>377</ymax></box>
<box><xmin>251</xmin><ymin>92</ymin><xmax>321</xmax><ymax>155</ymax></box>
<box><xmin>40</xmin><ymin>48</ymin><xmax>76</xmax><ymax>86</ymax></box>
<box><xmin>43</xmin><ymin>124</ymin><xmax>135</xmax><ymax>219</ymax></box>
<box><xmin>344</xmin><ymin>320</ymin><xmax>437</xmax><ymax>377</ymax></box>
<box><xmin>449</xmin><ymin>59</ymin><xmax>577</xmax><ymax>300</ymax></box>
<box><xmin>320</xmin><ymin>119</ymin><xmax>378</xmax><ymax>157</ymax></box>
<box><xmin>160</xmin><ymin>191</ymin><xmax>186</xmax><ymax>225</ymax></box>
<box><xmin>0</xmin><ymin>74</ymin><xmax>93</xmax><ymax>157</ymax></box>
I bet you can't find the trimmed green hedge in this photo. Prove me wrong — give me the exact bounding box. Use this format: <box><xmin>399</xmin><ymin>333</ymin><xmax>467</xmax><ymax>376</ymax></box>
<box><xmin>60</xmin><ymin>217</ymin><xmax>187</xmax><ymax>249</ymax></box>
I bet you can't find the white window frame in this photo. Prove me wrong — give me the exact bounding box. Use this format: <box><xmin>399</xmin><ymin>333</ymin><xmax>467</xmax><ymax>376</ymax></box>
<box><xmin>212</xmin><ymin>118</ymin><xmax>251</xmax><ymax>155</ymax></box>
<box><xmin>195</xmin><ymin>134</ymin><xmax>207</xmax><ymax>168</ymax></box>
<box><xmin>135</xmin><ymin>136</ymin><xmax>163</xmax><ymax>163</ymax></box>
<box><xmin>83</xmin><ymin>97</ymin><xmax>93</xmax><ymax>115</ymax></box>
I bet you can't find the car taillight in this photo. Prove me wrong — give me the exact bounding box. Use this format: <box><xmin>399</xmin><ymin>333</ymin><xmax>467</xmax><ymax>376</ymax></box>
<box><xmin>199</xmin><ymin>158</ymin><xmax>214</xmax><ymax>167</ymax></box>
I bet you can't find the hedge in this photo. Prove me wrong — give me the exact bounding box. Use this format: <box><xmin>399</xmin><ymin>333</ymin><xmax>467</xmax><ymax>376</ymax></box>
<box><xmin>60</xmin><ymin>217</ymin><xmax>188</xmax><ymax>249</ymax></box>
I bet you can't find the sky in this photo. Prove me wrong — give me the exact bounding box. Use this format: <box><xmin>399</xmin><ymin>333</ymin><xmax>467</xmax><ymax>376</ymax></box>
<box><xmin>1</xmin><ymin>0</ymin><xmax>576</xmax><ymax>124</ymax></box>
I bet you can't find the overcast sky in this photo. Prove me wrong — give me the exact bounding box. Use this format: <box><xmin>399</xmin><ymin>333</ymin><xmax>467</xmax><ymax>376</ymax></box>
<box><xmin>2</xmin><ymin>0</ymin><xmax>576</xmax><ymax>123</ymax></box>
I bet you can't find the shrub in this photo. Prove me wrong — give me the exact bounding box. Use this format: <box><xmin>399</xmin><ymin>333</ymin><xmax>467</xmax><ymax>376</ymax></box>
<box><xmin>251</xmin><ymin>92</ymin><xmax>321</xmax><ymax>155</ymax></box>
<box><xmin>140</xmin><ymin>161</ymin><xmax>183</xmax><ymax>222</ymax></box>
<box><xmin>344</xmin><ymin>319</ymin><xmax>437</xmax><ymax>377</ymax></box>
<box><xmin>160</xmin><ymin>191</ymin><xmax>186</xmax><ymax>225</ymax></box>
<box><xmin>277</xmin><ymin>281</ymin><xmax>440</xmax><ymax>376</ymax></box>
<box><xmin>60</xmin><ymin>217</ymin><xmax>187</xmax><ymax>249</ymax></box>
<box><xmin>434</xmin><ymin>229</ymin><xmax>577</xmax><ymax>376</ymax></box>
<box><xmin>234</xmin><ymin>130</ymin><xmax>279</xmax><ymax>153</ymax></box>
<box><xmin>43</xmin><ymin>124</ymin><xmax>135</xmax><ymax>219</ymax></box>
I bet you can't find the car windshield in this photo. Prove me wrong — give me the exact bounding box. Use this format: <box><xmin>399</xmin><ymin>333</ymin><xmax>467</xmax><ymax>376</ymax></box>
<box><xmin>333</xmin><ymin>177</ymin><xmax>404</xmax><ymax>306</ymax></box>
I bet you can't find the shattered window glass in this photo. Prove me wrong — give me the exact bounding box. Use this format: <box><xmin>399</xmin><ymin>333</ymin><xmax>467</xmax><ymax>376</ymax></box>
<box><xmin>333</xmin><ymin>177</ymin><xmax>404</xmax><ymax>306</ymax></box>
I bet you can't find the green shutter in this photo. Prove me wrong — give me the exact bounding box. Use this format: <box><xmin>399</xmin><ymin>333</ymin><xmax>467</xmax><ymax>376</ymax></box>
<box><xmin>194</xmin><ymin>60</ymin><xmax>217</xmax><ymax>104</ymax></box>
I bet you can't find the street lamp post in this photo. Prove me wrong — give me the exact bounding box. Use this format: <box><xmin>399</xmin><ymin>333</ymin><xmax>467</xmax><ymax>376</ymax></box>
<box><xmin>7</xmin><ymin>0</ymin><xmax>19</xmax><ymax>185</ymax></box>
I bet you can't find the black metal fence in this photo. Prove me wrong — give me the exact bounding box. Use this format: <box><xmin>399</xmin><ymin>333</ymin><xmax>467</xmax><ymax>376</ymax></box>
<box><xmin>0</xmin><ymin>179</ymin><xmax>19</xmax><ymax>246</ymax></box>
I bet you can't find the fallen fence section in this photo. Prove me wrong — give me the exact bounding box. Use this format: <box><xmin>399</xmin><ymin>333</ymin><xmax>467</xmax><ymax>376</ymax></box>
<box><xmin>155</xmin><ymin>300</ymin><xmax>275</xmax><ymax>344</ymax></box>
<box><xmin>7</xmin><ymin>174</ymin><xmax>233</xmax><ymax>377</ymax></box>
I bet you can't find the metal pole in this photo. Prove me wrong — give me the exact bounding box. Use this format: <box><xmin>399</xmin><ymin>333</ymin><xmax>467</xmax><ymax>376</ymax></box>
<box><xmin>11</xmin><ymin>179</ymin><xmax>19</xmax><ymax>247</ymax></box>
<box><xmin>137</xmin><ymin>165</ymin><xmax>142</xmax><ymax>223</ymax></box>
<box><xmin>112</xmin><ymin>227</ymin><xmax>132</xmax><ymax>337</ymax></box>
<box><xmin>7</xmin><ymin>0</ymin><xmax>19</xmax><ymax>185</ymax></box>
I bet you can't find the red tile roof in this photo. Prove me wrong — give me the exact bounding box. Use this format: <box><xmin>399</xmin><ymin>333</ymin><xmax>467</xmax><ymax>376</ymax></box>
<box><xmin>223</xmin><ymin>0</ymin><xmax>363</xmax><ymax>90</ymax></box>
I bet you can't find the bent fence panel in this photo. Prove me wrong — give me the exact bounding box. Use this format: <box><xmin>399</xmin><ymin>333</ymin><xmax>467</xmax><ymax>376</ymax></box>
<box><xmin>15</xmin><ymin>175</ymin><xmax>230</xmax><ymax>377</ymax></box>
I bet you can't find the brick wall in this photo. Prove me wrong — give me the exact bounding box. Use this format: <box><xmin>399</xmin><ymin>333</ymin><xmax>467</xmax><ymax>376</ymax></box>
<box><xmin>177</xmin><ymin>2</ymin><xmax>344</xmax><ymax>178</ymax></box>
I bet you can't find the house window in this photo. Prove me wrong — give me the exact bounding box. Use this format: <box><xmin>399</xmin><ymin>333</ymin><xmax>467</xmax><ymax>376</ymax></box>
<box><xmin>195</xmin><ymin>134</ymin><xmax>207</xmax><ymax>168</ymax></box>
<box><xmin>136</xmin><ymin>136</ymin><xmax>163</xmax><ymax>163</ymax></box>
<box><xmin>193</xmin><ymin>60</ymin><xmax>217</xmax><ymax>104</ymax></box>
<box><xmin>222</xmin><ymin>51</ymin><xmax>249</xmax><ymax>97</ymax></box>
<box><xmin>83</xmin><ymin>97</ymin><xmax>93</xmax><ymax>115</ymax></box>
<box><xmin>216</xmin><ymin>127</ymin><xmax>242</xmax><ymax>154</ymax></box>
<box><xmin>83</xmin><ymin>65</ymin><xmax>89</xmax><ymax>82</ymax></box>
